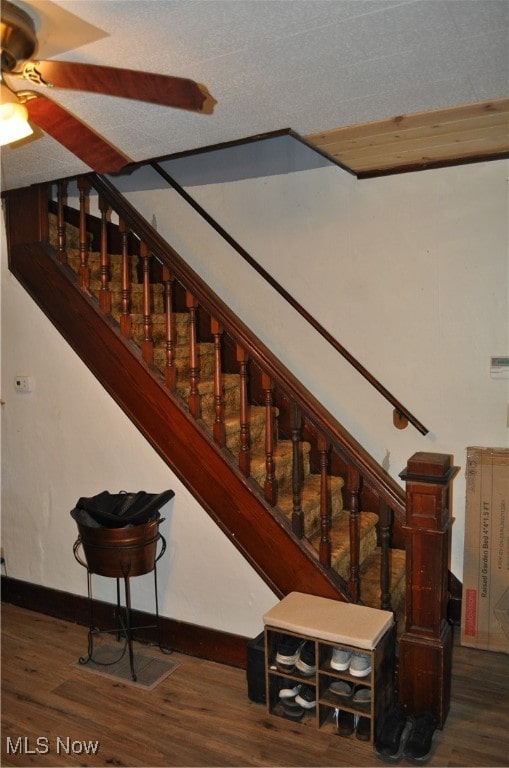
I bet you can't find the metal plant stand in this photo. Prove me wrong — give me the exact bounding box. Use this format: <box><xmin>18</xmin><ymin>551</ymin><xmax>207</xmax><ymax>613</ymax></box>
<box><xmin>73</xmin><ymin>526</ymin><xmax>167</xmax><ymax>681</ymax></box>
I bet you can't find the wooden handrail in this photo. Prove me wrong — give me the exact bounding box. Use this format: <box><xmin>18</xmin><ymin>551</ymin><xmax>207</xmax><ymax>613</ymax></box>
<box><xmin>88</xmin><ymin>172</ymin><xmax>407</xmax><ymax>520</ymax></box>
<box><xmin>150</xmin><ymin>163</ymin><xmax>429</xmax><ymax>436</ymax></box>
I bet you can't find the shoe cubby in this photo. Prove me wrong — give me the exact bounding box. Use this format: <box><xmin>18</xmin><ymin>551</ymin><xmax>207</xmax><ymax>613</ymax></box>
<box><xmin>263</xmin><ymin>592</ymin><xmax>396</xmax><ymax>744</ymax></box>
<box><xmin>265</xmin><ymin>629</ymin><xmax>319</xmax><ymax>728</ymax></box>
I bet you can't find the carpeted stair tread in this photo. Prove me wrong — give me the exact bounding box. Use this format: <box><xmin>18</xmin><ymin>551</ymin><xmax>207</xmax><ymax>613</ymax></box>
<box><xmin>128</xmin><ymin>313</ymin><xmax>191</xmax><ymax>346</ymax></box>
<box><xmin>66</xmin><ymin>249</ymin><xmax>140</xmax><ymax>285</ymax></box>
<box><xmin>202</xmin><ymin>406</ymin><xmax>270</xmax><ymax>454</ymax></box>
<box><xmin>277</xmin><ymin>473</ymin><xmax>345</xmax><ymax>537</ymax></box>
<box><xmin>248</xmin><ymin>440</ymin><xmax>312</xmax><ymax>494</ymax></box>
<box><xmin>112</xmin><ymin>284</ymin><xmax>164</xmax><ymax>314</ymax></box>
<box><xmin>230</xmin><ymin>407</ymin><xmax>275</xmax><ymax>454</ymax></box>
<box><xmin>359</xmin><ymin>547</ymin><xmax>406</xmax><ymax>613</ymax></box>
<box><xmin>153</xmin><ymin>343</ymin><xmax>215</xmax><ymax>381</ymax></box>
<box><xmin>49</xmin><ymin>215</ymin><xmax>93</xmax><ymax>251</ymax></box>
<box><xmin>103</xmin><ymin>283</ymin><xmax>165</xmax><ymax>314</ymax></box>
<box><xmin>85</xmin><ymin>280</ymin><xmax>166</xmax><ymax>316</ymax></box>
<box><xmin>310</xmin><ymin>511</ymin><xmax>379</xmax><ymax>582</ymax></box>
<box><xmin>179</xmin><ymin>374</ymin><xmax>241</xmax><ymax>420</ymax></box>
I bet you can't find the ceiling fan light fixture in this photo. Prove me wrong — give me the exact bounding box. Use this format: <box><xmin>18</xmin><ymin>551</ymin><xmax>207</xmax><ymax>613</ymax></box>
<box><xmin>0</xmin><ymin>84</ymin><xmax>33</xmax><ymax>145</ymax></box>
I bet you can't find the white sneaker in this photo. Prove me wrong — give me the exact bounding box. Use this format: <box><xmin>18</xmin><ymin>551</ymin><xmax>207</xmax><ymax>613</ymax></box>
<box><xmin>295</xmin><ymin>641</ymin><xmax>316</xmax><ymax>676</ymax></box>
<box><xmin>349</xmin><ymin>652</ymin><xmax>371</xmax><ymax>678</ymax></box>
<box><xmin>295</xmin><ymin>685</ymin><xmax>316</xmax><ymax>709</ymax></box>
<box><xmin>278</xmin><ymin>681</ymin><xmax>302</xmax><ymax>699</ymax></box>
<box><xmin>331</xmin><ymin>647</ymin><xmax>353</xmax><ymax>671</ymax></box>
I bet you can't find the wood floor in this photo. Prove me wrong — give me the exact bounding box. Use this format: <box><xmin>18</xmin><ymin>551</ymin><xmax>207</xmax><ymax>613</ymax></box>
<box><xmin>1</xmin><ymin>602</ymin><xmax>508</xmax><ymax>767</ymax></box>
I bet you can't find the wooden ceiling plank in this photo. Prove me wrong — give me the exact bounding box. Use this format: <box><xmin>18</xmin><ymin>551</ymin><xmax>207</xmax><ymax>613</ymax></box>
<box><xmin>332</xmin><ymin>125</ymin><xmax>509</xmax><ymax>163</ymax></box>
<box><xmin>320</xmin><ymin>141</ymin><xmax>506</xmax><ymax>170</ymax></box>
<box><xmin>341</xmin><ymin>139</ymin><xmax>506</xmax><ymax>173</ymax></box>
<box><xmin>303</xmin><ymin>98</ymin><xmax>509</xmax><ymax>174</ymax></box>
<box><xmin>305</xmin><ymin>98</ymin><xmax>509</xmax><ymax>146</ymax></box>
<box><xmin>340</xmin><ymin>138</ymin><xmax>500</xmax><ymax>164</ymax></box>
<box><xmin>311</xmin><ymin>111</ymin><xmax>509</xmax><ymax>154</ymax></box>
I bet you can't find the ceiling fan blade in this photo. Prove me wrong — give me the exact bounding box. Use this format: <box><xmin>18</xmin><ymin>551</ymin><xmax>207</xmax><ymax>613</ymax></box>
<box><xmin>22</xmin><ymin>91</ymin><xmax>131</xmax><ymax>173</ymax></box>
<box><xmin>23</xmin><ymin>60</ymin><xmax>216</xmax><ymax>114</ymax></box>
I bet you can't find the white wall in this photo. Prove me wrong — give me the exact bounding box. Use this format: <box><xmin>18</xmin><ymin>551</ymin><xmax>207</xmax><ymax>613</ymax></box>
<box><xmin>1</xmin><ymin>156</ymin><xmax>507</xmax><ymax>636</ymax></box>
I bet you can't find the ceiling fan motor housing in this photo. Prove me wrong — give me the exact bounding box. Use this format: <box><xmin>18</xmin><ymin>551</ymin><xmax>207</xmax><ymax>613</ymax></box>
<box><xmin>1</xmin><ymin>0</ymin><xmax>37</xmax><ymax>72</ymax></box>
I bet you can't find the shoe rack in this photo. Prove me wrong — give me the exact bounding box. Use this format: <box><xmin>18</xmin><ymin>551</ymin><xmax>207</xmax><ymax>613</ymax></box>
<box><xmin>263</xmin><ymin>592</ymin><xmax>396</xmax><ymax>744</ymax></box>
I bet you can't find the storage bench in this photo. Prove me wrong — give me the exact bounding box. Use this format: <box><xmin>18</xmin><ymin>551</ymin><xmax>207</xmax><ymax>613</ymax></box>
<box><xmin>263</xmin><ymin>592</ymin><xmax>395</xmax><ymax>743</ymax></box>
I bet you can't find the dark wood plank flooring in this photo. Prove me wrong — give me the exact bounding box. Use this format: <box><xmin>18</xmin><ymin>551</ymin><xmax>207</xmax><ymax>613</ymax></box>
<box><xmin>1</xmin><ymin>603</ymin><xmax>508</xmax><ymax>767</ymax></box>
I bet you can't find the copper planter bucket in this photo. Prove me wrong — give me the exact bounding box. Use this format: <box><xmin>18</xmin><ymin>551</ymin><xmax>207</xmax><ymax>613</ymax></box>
<box><xmin>73</xmin><ymin>517</ymin><xmax>165</xmax><ymax>577</ymax></box>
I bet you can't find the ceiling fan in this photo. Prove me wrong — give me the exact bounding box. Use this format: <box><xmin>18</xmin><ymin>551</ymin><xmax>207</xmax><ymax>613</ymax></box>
<box><xmin>0</xmin><ymin>0</ymin><xmax>216</xmax><ymax>172</ymax></box>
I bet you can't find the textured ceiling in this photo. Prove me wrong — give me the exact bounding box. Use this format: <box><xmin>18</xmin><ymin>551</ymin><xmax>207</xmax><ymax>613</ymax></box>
<box><xmin>1</xmin><ymin>0</ymin><xmax>508</xmax><ymax>190</ymax></box>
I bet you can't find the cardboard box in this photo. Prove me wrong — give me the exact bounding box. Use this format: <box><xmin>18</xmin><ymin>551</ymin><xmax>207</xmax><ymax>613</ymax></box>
<box><xmin>461</xmin><ymin>447</ymin><xmax>509</xmax><ymax>653</ymax></box>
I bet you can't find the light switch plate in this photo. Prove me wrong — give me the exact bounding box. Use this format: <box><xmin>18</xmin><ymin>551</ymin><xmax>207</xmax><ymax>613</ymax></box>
<box><xmin>14</xmin><ymin>376</ymin><xmax>34</xmax><ymax>393</ymax></box>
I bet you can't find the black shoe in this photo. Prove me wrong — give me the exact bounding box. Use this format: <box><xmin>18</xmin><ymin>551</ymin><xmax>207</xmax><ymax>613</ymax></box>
<box><xmin>356</xmin><ymin>716</ymin><xmax>371</xmax><ymax>741</ymax></box>
<box><xmin>280</xmin><ymin>697</ymin><xmax>305</xmax><ymax>719</ymax></box>
<box><xmin>403</xmin><ymin>712</ymin><xmax>437</xmax><ymax>761</ymax></box>
<box><xmin>295</xmin><ymin>684</ymin><xmax>316</xmax><ymax>709</ymax></box>
<box><xmin>281</xmin><ymin>705</ymin><xmax>305</xmax><ymax>721</ymax></box>
<box><xmin>335</xmin><ymin>708</ymin><xmax>355</xmax><ymax>737</ymax></box>
<box><xmin>273</xmin><ymin>699</ymin><xmax>305</xmax><ymax>722</ymax></box>
<box><xmin>295</xmin><ymin>640</ymin><xmax>316</xmax><ymax>676</ymax></box>
<box><xmin>275</xmin><ymin>635</ymin><xmax>303</xmax><ymax>672</ymax></box>
<box><xmin>375</xmin><ymin>705</ymin><xmax>409</xmax><ymax>759</ymax></box>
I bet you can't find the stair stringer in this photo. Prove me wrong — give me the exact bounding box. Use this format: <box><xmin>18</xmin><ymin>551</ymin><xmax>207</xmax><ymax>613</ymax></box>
<box><xmin>8</xmin><ymin>237</ymin><xmax>349</xmax><ymax>604</ymax></box>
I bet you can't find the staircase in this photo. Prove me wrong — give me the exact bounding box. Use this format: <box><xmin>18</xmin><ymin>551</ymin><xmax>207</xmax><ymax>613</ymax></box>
<box><xmin>6</xmin><ymin>174</ymin><xmax>413</xmax><ymax>607</ymax></box>
<box><xmin>48</xmin><ymin>192</ymin><xmax>405</xmax><ymax>615</ymax></box>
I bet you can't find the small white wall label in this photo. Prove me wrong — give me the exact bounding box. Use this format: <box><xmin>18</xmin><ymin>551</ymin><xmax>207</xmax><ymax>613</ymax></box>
<box><xmin>490</xmin><ymin>357</ymin><xmax>509</xmax><ymax>379</ymax></box>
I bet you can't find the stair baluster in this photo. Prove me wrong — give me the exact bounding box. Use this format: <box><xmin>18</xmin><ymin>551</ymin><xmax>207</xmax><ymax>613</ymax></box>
<box><xmin>291</xmin><ymin>404</ymin><xmax>304</xmax><ymax>537</ymax></box>
<box><xmin>77</xmin><ymin>176</ymin><xmax>90</xmax><ymax>292</ymax></box>
<box><xmin>118</xmin><ymin>219</ymin><xmax>132</xmax><ymax>339</ymax></box>
<box><xmin>236</xmin><ymin>346</ymin><xmax>251</xmax><ymax>477</ymax></box>
<box><xmin>379</xmin><ymin>501</ymin><xmax>393</xmax><ymax>611</ymax></box>
<box><xmin>211</xmin><ymin>318</ymin><xmax>226</xmax><ymax>446</ymax></box>
<box><xmin>162</xmin><ymin>265</ymin><xmax>176</xmax><ymax>391</ymax></box>
<box><xmin>56</xmin><ymin>180</ymin><xmax>67</xmax><ymax>265</ymax></box>
<box><xmin>261</xmin><ymin>372</ymin><xmax>277</xmax><ymax>506</ymax></box>
<box><xmin>98</xmin><ymin>196</ymin><xmax>112</xmax><ymax>314</ymax></box>
<box><xmin>139</xmin><ymin>242</ymin><xmax>154</xmax><ymax>364</ymax></box>
<box><xmin>347</xmin><ymin>466</ymin><xmax>361</xmax><ymax>602</ymax></box>
<box><xmin>318</xmin><ymin>435</ymin><xmax>331</xmax><ymax>566</ymax></box>
<box><xmin>186</xmin><ymin>292</ymin><xmax>201</xmax><ymax>419</ymax></box>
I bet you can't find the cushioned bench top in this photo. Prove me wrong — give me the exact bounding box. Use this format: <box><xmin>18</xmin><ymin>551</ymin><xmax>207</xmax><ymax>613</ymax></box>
<box><xmin>263</xmin><ymin>591</ymin><xmax>394</xmax><ymax>650</ymax></box>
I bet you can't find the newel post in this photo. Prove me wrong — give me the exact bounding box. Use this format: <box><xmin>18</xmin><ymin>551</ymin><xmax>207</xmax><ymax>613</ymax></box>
<box><xmin>398</xmin><ymin>452</ymin><xmax>459</xmax><ymax>728</ymax></box>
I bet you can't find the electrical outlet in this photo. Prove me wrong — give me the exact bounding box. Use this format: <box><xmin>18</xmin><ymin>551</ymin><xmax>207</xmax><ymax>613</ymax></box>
<box><xmin>14</xmin><ymin>376</ymin><xmax>34</xmax><ymax>393</ymax></box>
